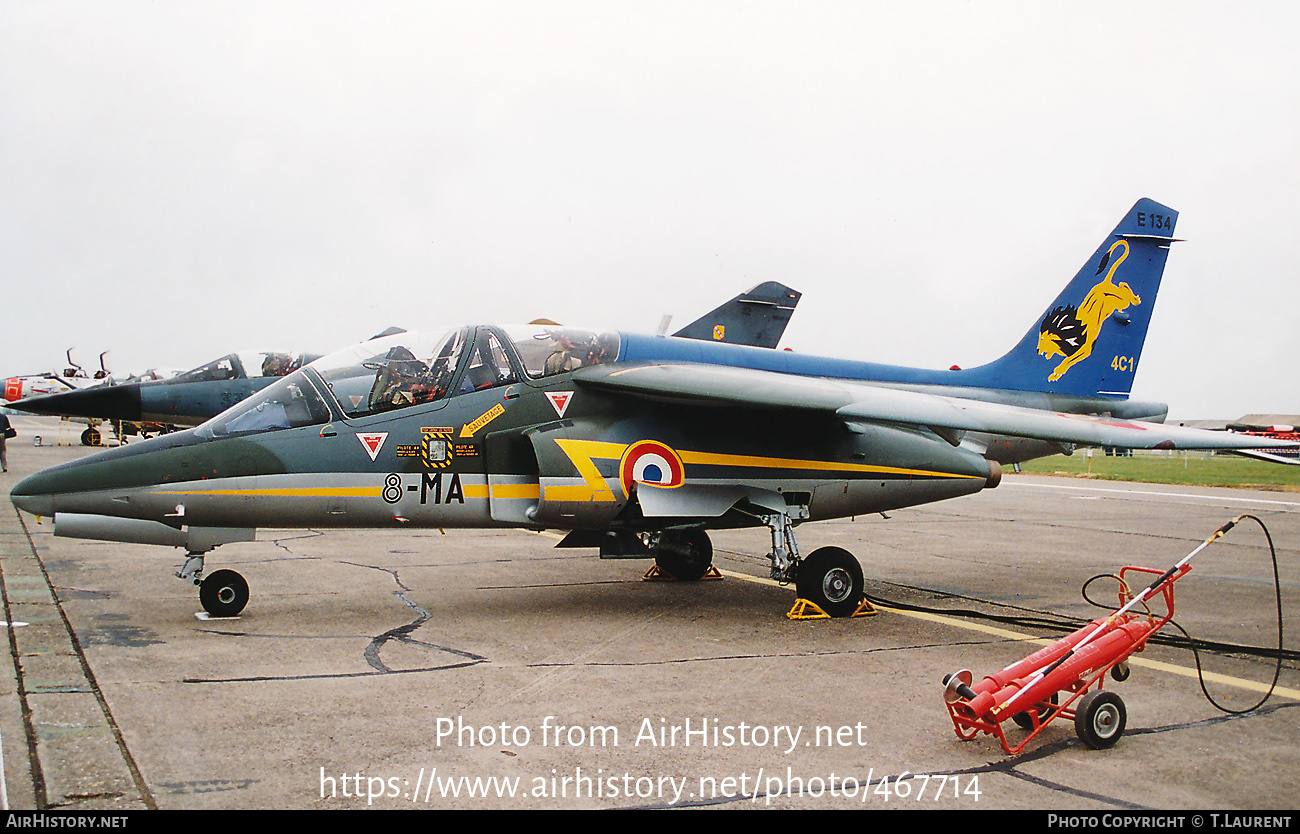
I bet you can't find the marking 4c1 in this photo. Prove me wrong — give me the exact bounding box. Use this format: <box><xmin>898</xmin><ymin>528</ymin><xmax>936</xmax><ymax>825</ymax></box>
<box><xmin>382</xmin><ymin>472</ymin><xmax>466</xmax><ymax>505</ymax></box>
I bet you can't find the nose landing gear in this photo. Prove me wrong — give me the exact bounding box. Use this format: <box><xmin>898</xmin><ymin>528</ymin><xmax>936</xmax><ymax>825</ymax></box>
<box><xmin>177</xmin><ymin>554</ymin><xmax>249</xmax><ymax>618</ymax></box>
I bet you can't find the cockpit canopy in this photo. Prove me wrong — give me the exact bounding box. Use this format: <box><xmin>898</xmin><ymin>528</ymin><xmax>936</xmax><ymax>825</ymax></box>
<box><xmin>317</xmin><ymin>325</ymin><xmax>619</xmax><ymax>417</ymax></box>
<box><xmin>197</xmin><ymin>325</ymin><xmax>619</xmax><ymax>438</ymax></box>
<box><xmin>174</xmin><ymin>351</ymin><xmax>321</xmax><ymax>383</ymax></box>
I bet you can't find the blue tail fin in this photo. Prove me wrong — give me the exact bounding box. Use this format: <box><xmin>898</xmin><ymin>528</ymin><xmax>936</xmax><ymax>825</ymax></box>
<box><xmin>672</xmin><ymin>282</ymin><xmax>802</xmax><ymax>348</ymax></box>
<box><xmin>970</xmin><ymin>198</ymin><xmax>1180</xmax><ymax>398</ymax></box>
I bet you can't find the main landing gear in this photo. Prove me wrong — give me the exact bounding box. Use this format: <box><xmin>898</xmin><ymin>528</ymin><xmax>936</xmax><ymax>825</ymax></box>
<box><xmin>795</xmin><ymin>546</ymin><xmax>866</xmax><ymax>619</ymax></box>
<box><xmin>645</xmin><ymin>514</ymin><xmax>868</xmax><ymax>618</ymax></box>
<box><xmin>649</xmin><ymin>529</ymin><xmax>715</xmax><ymax>582</ymax></box>
<box><xmin>762</xmin><ymin>512</ymin><xmax>866</xmax><ymax>618</ymax></box>
<box><xmin>177</xmin><ymin>553</ymin><xmax>250</xmax><ymax>618</ymax></box>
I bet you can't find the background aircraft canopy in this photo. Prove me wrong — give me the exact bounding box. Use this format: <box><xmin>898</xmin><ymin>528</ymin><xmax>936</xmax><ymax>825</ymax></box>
<box><xmin>174</xmin><ymin>351</ymin><xmax>319</xmax><ymax>383</ymax></box>
<box><xmin>199</xmin><ymin>373</ymin><xmax>331</xmax><ymax>438</ymax></box>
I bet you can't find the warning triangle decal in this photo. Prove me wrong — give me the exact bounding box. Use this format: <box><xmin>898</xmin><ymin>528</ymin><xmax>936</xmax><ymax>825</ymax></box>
<box><xmin>546</xmin><ymin>391</ymin><xmax>573</xmax><ymax>418</ymax></box>
<box><xmin>356</xmin><ymin>432</ymin><xmax>388</xmax><ymax>461</ymax></box>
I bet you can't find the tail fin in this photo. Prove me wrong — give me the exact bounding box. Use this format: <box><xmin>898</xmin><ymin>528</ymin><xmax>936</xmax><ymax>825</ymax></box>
<box><xmin>672</xmin><ymin>282</ymin><xmax>802</xmax><ymax>348</ymax></box>
<box><xmin>970</xmin><ymin>198</ymin><xmax>1180</xmax><ymax>398</ymax></box>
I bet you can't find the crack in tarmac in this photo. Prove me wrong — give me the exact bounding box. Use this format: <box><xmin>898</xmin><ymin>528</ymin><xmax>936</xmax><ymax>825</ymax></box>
<box><xmin>344</xmin><ymin>561</ymin><xmax>488</xmax><ymax>673</ymax></box>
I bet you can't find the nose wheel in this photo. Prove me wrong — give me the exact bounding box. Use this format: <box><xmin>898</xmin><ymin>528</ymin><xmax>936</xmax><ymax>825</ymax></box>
<box><xmin>199</xmin><ymin>569</ymin><xmax>250</xmax><ymax>618</ymax></box>
<box><xmin>178</xmin><ymin>554</ymin><xmax>249</xmax><ymax>618</ymax></box>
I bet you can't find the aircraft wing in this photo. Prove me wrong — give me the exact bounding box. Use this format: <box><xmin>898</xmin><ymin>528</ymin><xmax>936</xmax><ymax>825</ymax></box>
<box><xmin>575</xmin><ymin>363</ymin><xmax>1300</xmax><ymax>458</ymax></box>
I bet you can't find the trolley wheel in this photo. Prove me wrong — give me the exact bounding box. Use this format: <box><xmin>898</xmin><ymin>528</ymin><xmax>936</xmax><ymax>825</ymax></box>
<box><xmin>1011</xmin><ymin>692</ymin><xmax>1058</xmax><ymax>731</ymax></box>
<box><xmin>795</xmin><ymin>546</ymin><xmax>864</xmax><ymax>618</ymax></box>
<box><xmin>200</xmin><ymin>569</ymin><xmax>249</xmax><ymax>618</ymax></box>
<box><xmin>1074</xmin><ymin>690</ymin><xmax>1127</xmax><ymax>749</ymax></box>
<box><xmin>1110</xmin><ymin>661</ymin><xmax>1131</xmax><ymax>682</ymax></box>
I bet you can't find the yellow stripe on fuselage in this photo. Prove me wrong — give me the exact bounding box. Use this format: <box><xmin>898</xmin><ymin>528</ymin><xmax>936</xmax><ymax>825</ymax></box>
<box><xmin>677</xmin><ymin>449</ymin><xmax>981</xmax><ymax>480</ymax></box>
<box><xmin>544</xmin><ymin>439</ymin><xmax>982</xmax><ymax>504</ymax></box>
<box><xmin>163</xmin><ymin>482</ymin><xmax>539</xmax><ymax>500</ymax></box>
<box><xmin>158</xmin><ymin>443</ymin><xmax>977</xmax><ymax>506</ymax></box>
<box><xmin>167</xmin><ymin>487</ymin><xmax>381</xmax><ymax>497</ymax></box>
<box><xmin>554</xmin><ymin>438</ymin><xmax>978</xmax><ymax>483</ymax></box>
<box><xmin>490</xmin><ymin>483</ymin><xmax>541</xmax><ymax>500</ymax></box>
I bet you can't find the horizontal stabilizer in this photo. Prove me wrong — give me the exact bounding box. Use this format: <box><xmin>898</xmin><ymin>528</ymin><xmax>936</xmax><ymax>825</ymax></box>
<box><xmin>1224</xmin><ymin>449</ymin><xmax>1300</xmax><ymax>466</ymax></box>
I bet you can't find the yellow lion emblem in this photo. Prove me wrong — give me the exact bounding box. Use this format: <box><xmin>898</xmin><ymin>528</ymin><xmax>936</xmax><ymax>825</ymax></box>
<box><xmin>1036</xmin><ymin>240</ymin><xmax>1140</xmax><ymax>382</ymax></box>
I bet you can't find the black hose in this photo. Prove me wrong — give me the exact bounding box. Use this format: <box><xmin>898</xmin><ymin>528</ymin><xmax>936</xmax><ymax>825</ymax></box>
<box><xmin>1079</xmin><ymin>514</ymin><xmax>1285</xmax><ymax>713</ymax></box>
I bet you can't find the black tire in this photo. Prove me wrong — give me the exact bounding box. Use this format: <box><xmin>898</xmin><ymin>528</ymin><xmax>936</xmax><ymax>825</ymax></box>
<box><xmin>1110</xmin><ymin>661</ymin><xmax>1131</xmax><ymax>682</ymax></box>
<box><xmin>795</xmin><ymin>546</ymin><xmax>864</xmax><ymax>618</ymax></box>
<box><xmin>1074</xmin><ymin>690</ymin><xmax>1127</xmax><ymax>749</ymax></box>
<box><xmin>653</xmin><ymin>530</ymin><xmax>713</xmax><ymax>581</ymax></box>
<box><xmin>1011</xmin><ymin>692</ymin><xmax>1058</xmax><ymax>731</ymax></box>
<box><xmin>200</xmin><ymin>569</ymin><xmax>249</xmax><ymax>618</ymax></box>
<box><xmin>81</xmin><ymin>427</ymin><xmax>101</xmax><ymax>447</ymax></box>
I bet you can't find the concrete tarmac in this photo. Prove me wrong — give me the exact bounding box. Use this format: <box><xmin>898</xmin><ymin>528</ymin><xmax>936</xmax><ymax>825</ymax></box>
<box><xmin>2</xmin><ymin>415</ymin><xmax>1298</xmax><ymax>810</ymax></box>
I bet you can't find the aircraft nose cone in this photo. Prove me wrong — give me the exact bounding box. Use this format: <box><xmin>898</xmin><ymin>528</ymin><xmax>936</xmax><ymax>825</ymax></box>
<box><xmin>9</xmin><ymin>471</ymin><xmax>56</xmax><ymax>517</ymax></box>
<box><xmin>7</xmin><ymin>427</ymin><xmax>204</xmax><ymax>520</ymax></box>
<box><xmin>7</xmin><ymin>383</ymin><xmax>143</xmax><ymax>421</ymax></box>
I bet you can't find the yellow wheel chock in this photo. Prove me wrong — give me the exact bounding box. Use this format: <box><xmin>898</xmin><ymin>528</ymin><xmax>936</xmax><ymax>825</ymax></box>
<box><xmin>786</xmin><ymin>597</ymin><xmax>877</xmax><ymax>620</ymax></box>
<box><xmin>642</xmin><ymin>565</ymin><xmax>724</xmax><ymax>582</ymax></box>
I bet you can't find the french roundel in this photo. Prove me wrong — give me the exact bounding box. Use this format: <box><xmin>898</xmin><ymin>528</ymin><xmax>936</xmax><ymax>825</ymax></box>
<box><xmin>619</xmin><ymin>440</ymin><xmax>685</xmax><ymax>495</ymax></box>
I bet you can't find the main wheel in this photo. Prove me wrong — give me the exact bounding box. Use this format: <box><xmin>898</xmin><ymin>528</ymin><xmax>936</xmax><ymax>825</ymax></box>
<box><xmin>200</xmin><ymin>569</ymin><xmax>249</xmax><ymax>618</ymax></box>
<box><xmin>81</xmin><ymin>427</ymin><xmax>101</xmax><ymax>446</ymax></box>
<box><xmin>1074</xmin><ymin>690</ymin><xmax>1127</xmax><ymax>749</ymax></box>
<box><xmin>795</xmin><ymin>546</ymin><xmax>864</xmax><ymax>618</ymax></box>
<box><xmin>652</xmin><ymin>530</ymin><xmax>713</xmax><ymax>581</ymax></box>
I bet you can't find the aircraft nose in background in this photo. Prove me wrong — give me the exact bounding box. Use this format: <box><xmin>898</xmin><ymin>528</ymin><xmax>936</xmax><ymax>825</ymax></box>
<box><xmin>5</xmin><ymin>383</ymin><xmax>144</xmax><ymax>422</ymax></box>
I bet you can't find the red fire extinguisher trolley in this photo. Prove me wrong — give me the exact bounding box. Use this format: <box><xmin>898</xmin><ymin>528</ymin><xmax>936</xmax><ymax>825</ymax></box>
<box><xmin>942</xmin><ymin>516</ymin><xmax>1271</xmax><ymax>754</ymax></box>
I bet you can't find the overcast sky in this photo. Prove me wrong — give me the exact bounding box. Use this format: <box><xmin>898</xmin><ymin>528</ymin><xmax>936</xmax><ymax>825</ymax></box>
<box><xmin>3</xmin><ymin>1</ymin><xmax>1297</xmax><ymax>419</ymax></box>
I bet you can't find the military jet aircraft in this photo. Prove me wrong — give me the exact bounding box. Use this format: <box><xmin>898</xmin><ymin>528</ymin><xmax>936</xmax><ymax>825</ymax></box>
<box><xmin>10</xmin><ymin>199</ymin><xmax>1296</xmax><ymax>620</ymax></box>
<box><xmin>667</xmin><ymin>280</ymin><xmax>801</xmax><ymax>347</ymax></box>
<box><xmin>4</xmin><ymin>349</ymin><xmax>113</xmax><ymax>404</ymax></box>
<box><xmin>5</xmin><ymin>284</ymin><xmax>802</xmax><ymax>438</ymax></box>
<box><xmin>8</xmin><ymin>349</ymin><xmax>323</xmax><ymax>436</ymax></box>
